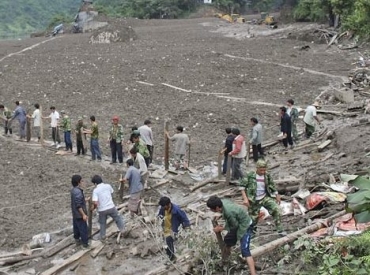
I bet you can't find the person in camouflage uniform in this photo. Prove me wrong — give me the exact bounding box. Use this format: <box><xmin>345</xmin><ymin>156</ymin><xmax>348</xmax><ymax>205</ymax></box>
<box><xmin>0</xmin><ymin>104</ymin><xmax>13</xmax><ymax>136</ymax></box>
<box><xmin>83</xmin><ymin>115</ymin><xmax>102</xmax><ymax>161</ymax></box>
<box><xmin>287</xmin><ymin>99</ymin><xmax>299</xmax><ymax>141</ymax></box>
<box><xmin>60</xmin><ymin>111</ymin><xmax>73</xmax><ymax>152</ymax></box>
<box><xmin>207</xmin><ymin>196</ymin><xmax>256</xmax><ymax>275</ymax></box>
<box><xmin>75</xmin><ymin>116</ymin><xmax>86</xmax><ymax>156</ymax></box>
<box><xmin>132</xmin><ymin>134</ymin><xmax>150</xmax><ymax>167</ymax></box>
<box><xmin>239</xmin><ymin>160</ymin><xmax>286</xmax><ymax>236</ymax></box>
<box><xmin>108</xmin><ymin>116</ymin><xmax>124</xmax><ymax>164</ymax></box>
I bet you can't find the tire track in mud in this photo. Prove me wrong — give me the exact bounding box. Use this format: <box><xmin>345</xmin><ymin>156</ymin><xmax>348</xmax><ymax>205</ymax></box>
<box><xmin>224</xmin><ymin>53</ymin><xmax>347</xmax><ymax>82</ymax></box>
<box><xmin>0</xmin><ymin>37</ymin><xmax>57</xmax><ymax>63</ymax></box>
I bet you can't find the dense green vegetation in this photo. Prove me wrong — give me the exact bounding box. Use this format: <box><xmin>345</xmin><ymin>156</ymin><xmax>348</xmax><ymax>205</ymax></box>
<box><xmin>0</xmin><ymin>0</ymin><xmax>80</xmax><ymax>38</ymax></box>
<box><xmin>293</xmin><ymin>0</ymin><xmax>370</xmax><ymax>37</ymax></box>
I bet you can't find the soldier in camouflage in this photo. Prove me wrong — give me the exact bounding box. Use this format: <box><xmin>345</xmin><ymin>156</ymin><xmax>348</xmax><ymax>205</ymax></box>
<box><xmin>0</xmin><ymin>104</ymin><xmax>13</xmax><ymax>136</ymax></box>
<box><xmin>108</xmin><ymin>116</ymin><xmax>124</xmax><ymax>164</ymax></box>
<box><xmin>286</xmin><ymin>99</ymin><xmax>299</xmax><ymax>141</ymax></box>
<box><xmin>60</xmin><ymin>110</ymin><xmax>73</xmax><ymax>152</ymax></box>
<box><xmin>239</xmin><ymin>160</ymin><xmax>286</xmax><ymax>236</ymax></box>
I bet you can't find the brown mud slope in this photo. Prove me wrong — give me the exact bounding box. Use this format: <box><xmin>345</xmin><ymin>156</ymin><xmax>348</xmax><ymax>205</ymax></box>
<box><xmin>0</xmin><ymin>17</ymin><xmax>366</xmax><ymax>272</ymax></box>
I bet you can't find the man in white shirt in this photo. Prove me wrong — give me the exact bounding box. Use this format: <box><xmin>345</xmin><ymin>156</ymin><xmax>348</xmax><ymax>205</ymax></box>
<box><xmin>138</xmin><ymin>120</ymin><xmax>154</xmax><ymax>164</ymax></box>
<box><xmin>303</xmin><ymin>101</ymin><xmax>321</xmax><ymax>138</ymax></box>
<box><xmin>43</xmin><ymin>106</ymin><xmax>61</xmax><ymax>147</ymax></box>
<box><xmin>91</xmin><ymin>175</ymin><xmax>125</xmax><ymax>241</ymax></box>
<box><xmin>129</xmin><ymin>147</ymin><xmax>149</xmax><ymax>188</ymax></box>
<box><xmin>28</xmin><ymin>103</ymin><xmax>41</xmax><ymax>142</ymax></box>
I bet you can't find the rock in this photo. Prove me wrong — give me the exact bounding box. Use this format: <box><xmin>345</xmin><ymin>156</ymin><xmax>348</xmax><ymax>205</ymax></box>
<box><xmin>333</xmin><ymin>88</ymin><xmax>354</xmax><ymax>103</ymax></box>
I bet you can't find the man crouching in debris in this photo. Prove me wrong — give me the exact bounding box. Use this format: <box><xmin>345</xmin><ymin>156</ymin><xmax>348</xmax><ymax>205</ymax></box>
<box><xmin>206</xmin><ymin>196</ymin><xmax>256</xmax><ymax>275</ymax></box>
<box><xmin>239</xmin><ymin>160</ymin><xmax>286</xmax><ymax>236</ymax></box>
<box><xmin>158</xmin><ymin>196</ymin><xmax>190</xmax><ymax>263</ymax></box>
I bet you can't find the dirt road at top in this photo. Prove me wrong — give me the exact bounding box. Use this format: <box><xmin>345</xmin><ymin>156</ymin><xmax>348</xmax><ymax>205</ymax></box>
<box><xmin>0</xmin><ymin>17</ymin><xmax>354</xmax><ymax>252</ymax></box>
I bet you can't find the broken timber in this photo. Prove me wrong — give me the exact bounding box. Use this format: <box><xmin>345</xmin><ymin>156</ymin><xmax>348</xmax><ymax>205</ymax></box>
<box><xmin>190</xmin><ymin>176</ymin><xmax>219</xmax><ymax>192</ymax></box>
<box><xmin>40</xmin><ymin>242</ymin><xmax>98</xmax><ymax>275</ymax></box>
<box><xmin>251</xmin><ymin>210</ymin><xmax>346</xmax><ymax>258</ymax></box>
<box><xmin>318</xmin><ymin>140</ymin><xmax>332</xmax><ymax>152</ymax></box>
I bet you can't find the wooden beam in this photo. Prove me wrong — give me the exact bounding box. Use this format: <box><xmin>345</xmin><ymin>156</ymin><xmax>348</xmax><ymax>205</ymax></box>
<box><xmin>88</xmin><ymin>198</ymin><xmax>93</xmax><ymax>238</ymax></box>
<box><xmin>251</xmin><ymin>210</ymin><xmax>346</xmax><ymax>258</ymax></box>
<box><xmin>212</xmin><ymin>220</ymin><xmax>227</xmax><ymax>261</ymax></box>
<box><xmin>40</xmin><ymin>105</ymin><xmax>44</xmax><ymax>145</ymax></box>
<box><xmin>40</xmin><ymin>242</ymin><xmax>98</xmax><ymax>275</ymax></box>
<box><xmin>190</xmin><ymin>176</ymin><xmax>218</xmax><ymax>192</ymax></box>
<box><xmin>318</xmin><ymin>140</ymin><xmax>332</xmax><ymax>152</ymax></box>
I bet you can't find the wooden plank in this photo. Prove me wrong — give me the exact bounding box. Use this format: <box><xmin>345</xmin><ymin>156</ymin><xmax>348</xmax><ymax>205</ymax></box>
<box><xmin>212</xmin><ymin>220</ymin><xmax>227</xmax><ymax>261</ymax></box>
<box><xmin>164</xmin><ymin>120</ymin><xmax>169</xmax><ymax>170</ymax></box>
<box><xmin>40</xmin><ymin>105</ymin><xmax>44</xmax><ymax>145</ymax></box>
<box><xmin>318</xmin><ymin>140</ymin><xmax>332</xmax><ymax>152</ymax></box>
<box><xmin>88</xmin><ymin>198</ymin><xmax>93</xmax><ymax>238</ymax></box>
<box><xmin>40</xmin><ymin>242</ymin><xmax>98</xmax><ymax>275</ymax></box>
<box><xmin>190</xmin><ymin>176</ymin><xmax>218</xmax><ymax>192</ymax></box>
<box><xmin>250</xmin><ymin>211</ymin><xmax>346</xmax><ymax>258</ymax></box>
<box><xmin>90</xmin><ymin>242</ymin><xmax>105</xmax><ymax>258</ymax></box>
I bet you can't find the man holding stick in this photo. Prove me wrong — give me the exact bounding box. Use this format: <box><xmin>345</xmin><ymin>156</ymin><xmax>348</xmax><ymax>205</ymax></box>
<box><xmin>206</xmin><ymin>196</ymin><xmax>256</xmax><ymax>275</ymax></box>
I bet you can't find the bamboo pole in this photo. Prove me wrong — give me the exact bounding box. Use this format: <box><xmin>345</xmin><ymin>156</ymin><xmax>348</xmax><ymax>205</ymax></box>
<box><xmin>251</xmin><ymin>210</ymin><xmax>346</xmax><ymax>258</ymax></box>
<box><xmin>164</xmin><ymin>120</ymin><xmax>169</xmax><ymax>170</ymax></box>
<box><xmin>225</xmin><ymin>156</ymin><xmax>232</xmax><ymax>185</ymax></box>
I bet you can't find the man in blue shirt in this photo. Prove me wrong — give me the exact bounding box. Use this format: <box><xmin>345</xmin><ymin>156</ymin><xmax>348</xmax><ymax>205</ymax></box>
<box><xmin>9</xmin><ymin>101</ymin><xmax>26</xmax><ymax>140</ymax></box>
<box><xmin>70</xmin><ymin>174</ymin><xmax>89</xmax><ymax>248</ymax></box>
<box><xmin>120</xmin><ymin>159</ymin><xmax>143</xmax><ymax>217</ymax></box>
<box><xmin>158</xmin><ymin>196</ymin><xmax>190</xmax><ymax>262</ymax></box>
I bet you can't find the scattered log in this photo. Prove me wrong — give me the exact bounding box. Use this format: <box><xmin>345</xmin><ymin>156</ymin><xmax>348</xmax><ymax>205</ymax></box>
<box><xmin>0</xmin><ymin>253</ymin><xmax>43</xmax><ymax>266</ymax></box>
<box><xmin>327</xmin><ymin>33</ymin><xmax>338</xmax><ymax>47</ymax></box>
<box><xmin>151</xmin><ymin>179</ymin><xmax>170</xmax><ymax>189</ymax></box>
<box><xmin>43</xmin><ymin>235</ymin><xmax>74</xmax><ymax>258</ymax></box>
<box><xmin>90</xmin><ymin>242</ymin><xmax>105</xmax><ymax>258</ymax></box>
<box><xmin>40</xmin><ymin>242</ymin><xmax>98</xmax><ymax>275</ymax></box>
<box><xmin>293</xmin><ymin>142</ymin><xmax>321</xmax><ymax>151</ymax></box>
<box><xmin>317</xmin><ymin>110</ymin><xmax>342</xmax><ymax>115</ymax></box>
<box><xmin>262</xmin><ymin>139</ymin><xmax>280</xmax><ymax>149</ymax></box>
<box><xmin>0</xmin><ymin>248</ymin><xmax>42</xmax><ymax>259</ymax></box>
<box><xmin>190</xmin><ymin>176</ymin><xmax>218</xmax><ymax>192</ymax></box>
<box><xmin>251</xmin><ymin>210</ymin><xmax>346</xmax><ymax>258</ymax></box>
<box><xmin>318</xmin><ymin>140</ymin><xmax>332</xmax><ymax>152</ymax></box>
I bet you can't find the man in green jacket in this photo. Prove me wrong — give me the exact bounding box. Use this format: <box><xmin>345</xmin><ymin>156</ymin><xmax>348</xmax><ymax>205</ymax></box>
<box><xmin>206</xmin><ymin>196</ymin><xmax>256</xmax><ymax>275</ymax></box>
<box><xmin>239</xmin><ymin>160</ymin><xmax>286</xmax><ymax>236</ymax></box>
<box><xmin>60</xmin><ymin>110</ymin><xmax>73</xmax><ymax>152</ymax></box>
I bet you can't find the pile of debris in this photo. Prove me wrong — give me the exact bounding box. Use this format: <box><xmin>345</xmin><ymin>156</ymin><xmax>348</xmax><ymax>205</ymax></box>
<box><xmin>89</xmin><ymin>25</ymin><xmax>137</xmax><ymax>44</ymax></box>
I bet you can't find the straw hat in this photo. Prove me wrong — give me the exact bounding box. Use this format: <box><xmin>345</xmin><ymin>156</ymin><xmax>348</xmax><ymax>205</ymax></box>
<box><xmin>312</xmin><ymin>101</ymin><xmax>321</xmax><ymax>107</ymax></box>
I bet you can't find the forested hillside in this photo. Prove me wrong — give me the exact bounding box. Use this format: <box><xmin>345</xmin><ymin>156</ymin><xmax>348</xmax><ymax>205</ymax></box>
<box><xmin>0</xmin><ymin>0</ymin><xmax>80</xmax><ymax>37</ymax></box>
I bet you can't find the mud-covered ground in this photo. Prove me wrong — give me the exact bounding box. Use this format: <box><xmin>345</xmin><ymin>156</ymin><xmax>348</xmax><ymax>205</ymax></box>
<box><xmin>0</xmin><ymin>16</ymin><xmax>367</xmax><ymax>274</ymax></box>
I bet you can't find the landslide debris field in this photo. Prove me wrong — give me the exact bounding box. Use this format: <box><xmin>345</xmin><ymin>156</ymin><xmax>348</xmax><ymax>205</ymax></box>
<box><xmin>0</xmin><ymin>17</ymin><xmax>369</xmax><ymax>275</ymax></box>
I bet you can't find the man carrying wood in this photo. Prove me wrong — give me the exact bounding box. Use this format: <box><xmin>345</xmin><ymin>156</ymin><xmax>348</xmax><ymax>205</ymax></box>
<box><xmin>239</xmin><ymin>160</ymin><xmax>286</xmax><ymax>236</ymax></box>
<box><xmin>158</xmin><ymin>196</ymin><xmax>190</xmax><ymax>263</ymax></box>
<box><xmin>91</xmin><ymin>175</ymin><xmax>125</xmax><ymax>241</ymax></box>
<box><xmin>70</xmin><ymin>175</ymin><xmax>89</xmax><ymax>249</ymax></box>
<box><xmin>206</xmin><ymin>196</ymin><xmax>256</xmax><ymax>275</ymax></box>
<box><xmin>303</xmin><ymin>101</ymin><xmax>321</xmax><ymax>138</ymax></box>
<box><xmin>120</xmin><ymin>159</ymin><xmax>143</xmax><ymax>217</ymax></box>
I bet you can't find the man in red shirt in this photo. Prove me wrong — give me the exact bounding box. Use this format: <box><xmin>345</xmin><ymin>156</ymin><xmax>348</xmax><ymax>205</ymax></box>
<box><xmin>229</xmin><ymin>128</ymin><xmax>247</xmax><ymax>181</ymax></box>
